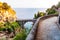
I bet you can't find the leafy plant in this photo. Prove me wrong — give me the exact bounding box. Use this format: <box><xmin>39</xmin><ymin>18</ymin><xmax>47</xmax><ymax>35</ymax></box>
<box><xmin>46</xmin><ymin>8</ymin><xmax>57</xmax><ymax>15</ymax></box>
<box><xmin>34</xmin><ymin>12</ymin><xmax>46</xmax><ymax>19</ymax></box>
<box><xmin>11</xmin><ymin>22</ymin><xmax>20</xmax><ymax>28</ymax></box>
<box><xmin>13</xmin><ymin>29</ymin><xmax>27</xmax><ymax>40</ymax></box>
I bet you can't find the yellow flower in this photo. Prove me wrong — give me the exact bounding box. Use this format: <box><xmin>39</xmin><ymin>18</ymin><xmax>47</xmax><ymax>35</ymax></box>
<box><xmin>0</xmin><ymin>2</ymin><xmax>2</xmax><ymax>6</ymax></box>
<box><xmin>0</xmin><ymin>9</ymin><xmax>5</xmax><ymax>16</ymax></box>
<box><xmin>8</xmin><ymin>8</ymin><xmax>16</xmax><ymax>15</ymax></box>
<box><xmin>0</xmin><ymin>2</ymin><xmax>17</xmax><ymax>23</ymax></box>
<box><xmin>8</xmin><ymin>15</ymin><xmax>16</xmax><ymax>22</ymax></box>
<box><xmin>8</xmin><ymin>16</ymin><xmax>14</xmax><ymax>23</ymax></box>
<box><xmin>0</xmin><ymin>14</ymin><xmax>4</xmax><ymax>23</ymax></box>
<box><xmin>0</xmin><ymin>14</ymin><xmax>3</xmax><ymax>21</ymax></box>
<box><xmin>40</xmin><ymin>13</ymin><xmax>44</xmax><ymax>16</ymax></box>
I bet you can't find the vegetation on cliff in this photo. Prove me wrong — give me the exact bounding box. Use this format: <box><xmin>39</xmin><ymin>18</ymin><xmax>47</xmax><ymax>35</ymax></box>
<box><xmin>34</xmin><ymin>2</ymin><xmax>60</xmax><ymax>19</ymax></box>
<box><xmin>0</xmin><ymin>2</ymin><xmax>27</xmax><ymax>40</ymax></box>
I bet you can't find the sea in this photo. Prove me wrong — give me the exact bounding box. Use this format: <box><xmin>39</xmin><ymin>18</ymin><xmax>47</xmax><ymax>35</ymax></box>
<box><xmin>14</xmin><ymin>8</ymin><xmax>47</xmax><ymax>29</ymax></box>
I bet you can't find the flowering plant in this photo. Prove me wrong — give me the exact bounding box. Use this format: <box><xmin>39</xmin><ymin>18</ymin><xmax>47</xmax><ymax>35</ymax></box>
<box><xmin>0</xmin><ymin>2</ymin><xmax>17</xmax><ymax>23</ymax></box>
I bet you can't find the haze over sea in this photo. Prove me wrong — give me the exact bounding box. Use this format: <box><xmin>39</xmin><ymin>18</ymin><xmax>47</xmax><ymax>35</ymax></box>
<box><xmin>14</xmin><ymin>8</ymin><xmax>47</xmax><ymax>19</ymax></box>
<box><xmin>14</xmin><ymin>8</ymin><xmax>47</xmax><ymax>29</ymax></box>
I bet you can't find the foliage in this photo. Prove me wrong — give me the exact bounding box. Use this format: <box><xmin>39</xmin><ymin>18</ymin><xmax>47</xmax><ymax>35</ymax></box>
<box><xmin>46</xmin><ymin>8</ymin><xmax>57</xmax><ymax>15</ymax></box>
<box><xmin>0</xmin><ymin>21</ymin><xmax>20</xmax><ymax>33</ymax></box>
<box><xmin>0</xmin><ymin>2</ymin><xmax>16</xmax><ymax>23</ymax></box>
<box><xmin>13</xmin><ymin>26</ymin><xmax>32</xmax><ymax>40</ymax></box>
<box><xmin>57</xmin><ymin>2</ymin><xmax>60</xmax><ymax>8</ymax></box>
<box><xmin>34</xmin><ymin>14</ymin><xmax>37</xmax><ymax>19</ymax></box>
<box><xmin>0</xmin><ymin>2</ymin><xmax>17</xmax><ymax>33</ymax></box>
<box><xmin>34</xmin><ymin>2</ymin><xmax>60</xmax><ymax>19</ymax></box>
<box><xmin>13</xmin><ymin>29</ymin><xmax>27</xmax><ymax>40</ymax></box>
<box><xmin>34</xmin><ymin>12</ymin><xmax>46</xmax><ymax>19</ymax></box>
<box><xmin>46</xmin><ymin>2</ymin><xmax>60</xmax><ymax>15</ymax></box>
<box><xmin>0</xmin><ymin>21</ymin><xmax>28</xmax><ymax>40</ymax></box>
<box><xmin>0</xmin><ymin>2</ymin><xmax>29</xmax><ymax>40</ymax></box>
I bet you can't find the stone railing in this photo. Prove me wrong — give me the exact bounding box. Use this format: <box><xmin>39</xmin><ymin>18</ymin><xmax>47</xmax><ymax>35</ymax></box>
<box><xmin>26</xmin><ymin>17</ymin><xmax>40</xmax><ymax>40</ymax></box>
<box><xmin>26</xmin><ymin>14</ymin><xmax>58</xmax><ymax>40</ymax></box>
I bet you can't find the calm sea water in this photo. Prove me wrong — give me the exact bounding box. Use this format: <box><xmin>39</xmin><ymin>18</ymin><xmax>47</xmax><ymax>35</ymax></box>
<box><xmin>14</xmin><ymin>8</ymin><xmax>47</xmax><ymax>29</ymax></box>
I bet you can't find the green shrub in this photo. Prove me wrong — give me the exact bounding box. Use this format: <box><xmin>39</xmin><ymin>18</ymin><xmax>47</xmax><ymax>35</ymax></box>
<box><xmin>13</xmin><ymin>29</ymin><xmax>27</xmax><ymax>40</ymax></box>
<box><xmin>0</xmin><ymin>21</ymin><xmax>20</xmax><ymax>33</ymax></box>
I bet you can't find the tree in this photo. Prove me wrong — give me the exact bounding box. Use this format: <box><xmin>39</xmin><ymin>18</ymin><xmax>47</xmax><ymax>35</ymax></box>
<box><xmin>34</xmin><ymin>2</ymin><xmax>60</xmax><ymax>18</ymax></box>
<box><xmin>46</xmin><ymin>8</ymin><xmax>57</xmax><ymax>15</ymax></box>
<box><xmin>57</xmin><ymin>2</ymin><xmax>60</xmax><ymax>8</ymax></box>
<box><xmin>34</xmin><ymin>14</ymin><xmax>37</xmax><ymax>19</ymax></box>
<box><xmin>34</xmin><ymin>11</ymin><xmax>46</xmax><ymax>19</ymax></box>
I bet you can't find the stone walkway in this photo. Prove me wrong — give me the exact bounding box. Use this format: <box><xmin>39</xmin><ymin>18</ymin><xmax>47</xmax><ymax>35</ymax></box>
<box><xmin>35</xmin><ymin>17</ymin><xmax>60</xmax><ymax>40</ymax></box>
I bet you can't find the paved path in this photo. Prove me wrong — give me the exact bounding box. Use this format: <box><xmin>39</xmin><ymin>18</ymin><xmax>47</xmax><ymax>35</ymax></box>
<box><xmin>35</xmin><ymin>17</ymin><xmax>60</xmax><ymax>40</ymax></box>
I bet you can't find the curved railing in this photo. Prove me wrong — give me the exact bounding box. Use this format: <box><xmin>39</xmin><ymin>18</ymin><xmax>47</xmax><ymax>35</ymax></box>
<box><xmin>26</xmin><ymin>14</ymin><xmax>58</xmax><ymax>40</ymax></box>
<box><xmin>26</xmin><ymin>17</ymin><xmax>40</xmax><ymax>40</ymax></box>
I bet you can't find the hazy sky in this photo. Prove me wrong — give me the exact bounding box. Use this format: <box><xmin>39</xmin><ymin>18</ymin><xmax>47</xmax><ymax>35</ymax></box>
<box><xmin>0</xmin><ymin>0</ymin><xmax>60</xmax><ymax>8</ymax></box>
<box><xmin>0</xmin><ymin>0</ymin><xmax>60</xmax><ymax>19</ymax></box>
<box><xmin>14</xmin><ymin>8</ymin><xmax>46</xmax><ymax>19</ymax></box>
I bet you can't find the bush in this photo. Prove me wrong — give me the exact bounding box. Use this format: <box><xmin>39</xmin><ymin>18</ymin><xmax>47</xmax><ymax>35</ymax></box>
<box><xmin>13</xmin><ymin>29</ymin><xmax>27</xmax><ymax>40</ymax></box>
